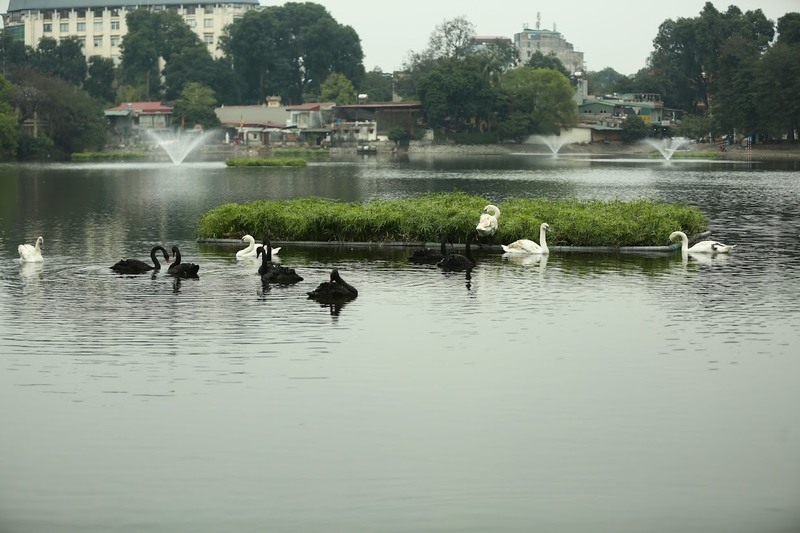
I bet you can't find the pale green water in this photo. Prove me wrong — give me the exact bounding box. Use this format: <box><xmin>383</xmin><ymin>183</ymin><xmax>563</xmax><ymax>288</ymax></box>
<box><xmin>0</xmin><ymin>155</ymin><xmax>799</xmax><ymax>533</ymax></box>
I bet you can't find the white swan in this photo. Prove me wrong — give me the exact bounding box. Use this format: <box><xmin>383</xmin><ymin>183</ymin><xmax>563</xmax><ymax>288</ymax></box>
<box><xmin>236</xmin><ymin>234</ymin><xmax>280</xmax><ymax>259</ymax></box>
<box><xmin>669</xmin><ymin>231</ymin><xmax>735</xmax><ymax>253</ymax></box>
<box><xmin>502</xmin><ymin>223</ymin><xmax>550</xmax><ymax>254</ymax></box>
<box><xmin>18</xmin><ymin>236</ymin><xmax>44</xmax><ymax>262</ymax></box>
<box><xmin>475</xmin><ymin>205</ymin><xmax>500</xmax><ymax>238</ymax></box>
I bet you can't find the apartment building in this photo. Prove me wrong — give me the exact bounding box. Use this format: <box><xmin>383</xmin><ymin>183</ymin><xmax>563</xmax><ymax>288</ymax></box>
<box><xmin>513</xmin><ymin>20</ymin><xmax>585</xmax><ymax>74</ymax></box>
<box><xmin>2</xmin><ymin>0</ymin><xmax>260</xmax><ymax>63</ymax></box>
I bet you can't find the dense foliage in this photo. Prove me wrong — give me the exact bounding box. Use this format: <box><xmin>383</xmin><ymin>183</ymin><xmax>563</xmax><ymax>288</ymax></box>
<box><xmin>219</xmin><ymin>2</ymin><xmax>364</xmax><ymax>105</ymax></box>
<box><xmin>197</xmin><ymin>192</ymin><xmax>708</xmax><ymax>246</ymax></box>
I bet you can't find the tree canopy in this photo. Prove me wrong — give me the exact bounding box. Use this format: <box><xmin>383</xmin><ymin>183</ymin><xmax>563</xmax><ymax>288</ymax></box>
<box><xmin>220</xmin><ymin>2</ymin><xmax>364</xmax><ymax>105</ymax></box>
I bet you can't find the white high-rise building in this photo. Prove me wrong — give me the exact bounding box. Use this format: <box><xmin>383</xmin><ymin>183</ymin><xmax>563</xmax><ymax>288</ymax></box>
<box><xmin>2</xmin><ymin>0</ymin><xmax>260</xmax><ymax>63</ymax></box>
<box><xmin>513</xmin><ymin>16</ymin><xmax>585</xmax><ymax>74</ymax></box>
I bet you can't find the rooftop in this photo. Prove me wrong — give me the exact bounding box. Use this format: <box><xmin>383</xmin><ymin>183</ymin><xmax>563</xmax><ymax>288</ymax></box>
<box><xmin>7</xmin><ymin>0</ymin><xmax>257</xmax><ymax>10</ymax></box>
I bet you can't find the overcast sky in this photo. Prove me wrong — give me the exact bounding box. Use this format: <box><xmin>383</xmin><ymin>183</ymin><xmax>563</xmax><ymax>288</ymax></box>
<box><xmin>0</xmin><ymin>0</ymin><xmax>796</xmax><ymax>75</ymax></box>
<box><xmin>306</xmin><ymin>0</ymin><xmax>799</xmax><ymax>75</ymax></box>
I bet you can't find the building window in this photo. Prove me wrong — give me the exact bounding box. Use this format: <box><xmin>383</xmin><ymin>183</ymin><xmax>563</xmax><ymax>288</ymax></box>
<box><xmin>93</xmin><ymin>8</ymin><xmax>103</xmax><ymax>17</ymax></box>
<box><xmin>77</xmin><ymin>22</ymin><xmax>86</xmax><ymax>31</ymax></box>
<box><xmin>44</xmin><ymin>23</ymin><xmax>53</xmax><ymax>32</ymax></box>
<box><xmin>111</xmin><ymin>20</ymin><xmax>120</xmax><ymax>30</ymax></box>
<box><xmin>94</xmin><ymin>21</ymin><xmax>103</xmax><ymax>31</ymax></box>
<box><xmin>186</xmin><ymin>19</ymin><xmax>196</xmax><ymax>28</ymax></box>
<box><xmin>204</xmin><ymin>18</ymin><xmax>213</xmax><ymax>28</ymax></box>
<box><xmin>43</xmin><ymin>10</ymin><xmax>53</xmax><ymax>20</ymax></box>
<box><xmin>185</xmin><ymin>6</ymin><xmax>196</xmax><ymax>15</ymax></box>
<box><xmin>111</xmin><ymin>55</ymin><xmax>120</xmax><ymax>65</ymax></box>
<box><xmin>58</xmin><ymin>9</ymin><xmax>70</xmax><ymax>19</ymax></box>
<box><xmin>93</xmin><ymin>36</ymin><xmax>103</xmax><ymax>47</ymax></box>
<box><xmin>203</xmin><ymin>5</ymin><xmax>214</xmax><ymax>14</ymax></box>
<box><xmin>78</xmin><ymin>38</ymin><xmax>85</xmax><ymax>48</ymax></box>
<box><xmin>76</xmin><ymin>9</ymin><xmax>86</xmax><ymax>18</ymax></box>
<box><xmin>203</xmin><ymin>34</ymin><xmax>214</xmax><ymax>44</ymax></box>
<box><xmin>111</xmin><ymin>36</ymin><xmax>120</xmax><ymax>46</ymax></box>
<box><xmin>60</xmin><ymin>22</ymin><xmax>69</xmax><ymax>32</ymax></box>
<box><xmin>110</xmin><ymin>9</ymin><xmax>120</xmax><ymax>17</ymax></box>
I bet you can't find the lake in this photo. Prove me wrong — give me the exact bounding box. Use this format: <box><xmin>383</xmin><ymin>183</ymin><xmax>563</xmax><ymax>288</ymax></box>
<box><xmin>1</xmin><ymin>154</ymin><xmax>799</xmax><ymax>533</ymax></box>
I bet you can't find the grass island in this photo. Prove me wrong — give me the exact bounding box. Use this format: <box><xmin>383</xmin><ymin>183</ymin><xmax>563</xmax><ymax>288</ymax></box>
<box><xmin>197</xmin><ymin>192</ymin><xmax>708</xmax><ymax>248</ymax></box>
<box><xmin>225</xmin><ymin>158</ymin><xmax>307</xmax><ymax>167</ymax></box>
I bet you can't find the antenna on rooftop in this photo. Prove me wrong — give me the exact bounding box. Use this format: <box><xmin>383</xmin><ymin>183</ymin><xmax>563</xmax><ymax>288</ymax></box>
<box><xmin>536</xmin><ymin>12</ymin><xmax>540</xmax><ymax>30</ymax></box>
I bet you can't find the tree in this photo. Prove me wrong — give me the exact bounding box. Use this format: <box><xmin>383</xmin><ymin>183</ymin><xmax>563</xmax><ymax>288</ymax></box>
<box><xmin>776</xmin><ymin>12</ymin><xmax>800</xmax><ymax>44</ymax></box>
<box><xmin>119</xmin><ymin>10</ymin><xmax>162</xmax><ymax>99</ymax></box>
<box><xmin>120</xmin><ymin>9</ymin><xmax>214</xmax><ymax>101</ymax></box>
<box><xmin>359</xmin><ymin>68</ymin><xmax>393</xmax><ymax>102</ymax></box>
<box><xmin>495</xmin><ymin>67</ymin><xmax>577</xmax><ymax>141</ymax></box>
<box><xmin>421</xmin><ymin>16</ymin><xmax>476</xmax><ymax>61</ymax></box>
<box><xmin>171</xmin><ymin>82</ymin><xmax>220</xmax><ymax>130</ymax></box>
<box><xmin>84</xmin><ymin>56</ymin><xmax>116</xmax><ymax>103</ymax></box>
<box><xmin>417</xmin><ymin>55</ymin><xmax>495</xmax><ymax>132</ymax></box>
<box><xmin>320</xmin><ymin>72</ymin><xmax>355</xmax><ymax>105</ymax></box>
<box><xmin>621</xmin><ymin>114</ymin><xmax>648</xmax><ymax>143</ymax></box>
<box><xmin>30</xmin><ymin>36</ymin><xmax>87</xmax><ymax>87</ymax></box>
<box><xmin>0</xmin><ymin>75</ymin><xmax>18</xmax><ymax>160</ymax></box>
<box><xmin>220</xmin><ymin>3</ymin><xmax>364</xmax><ymax>104</ymax></box>
<box><xmin>756</xmin><ymin>37</ymin><xmax>800</xmax><ymax>140</ymax></box>
<box><xmin>525</xmin><ymin>51</ymin><xmax>569</xmax><ymax>77</ymax></box>
<box><xmin>649</xmin><ymin>2</ymin><xmax>774</xmax><ymax>114</ymax></box>
<box><xmin>12</xmin><ymin>69</ymin><xmax>105</xmax><ymax>159</ymax></box>
<box><xmin>586</xmin><ymin>67</ymin><xmax>629</xmax><ymax>96</ymax></box>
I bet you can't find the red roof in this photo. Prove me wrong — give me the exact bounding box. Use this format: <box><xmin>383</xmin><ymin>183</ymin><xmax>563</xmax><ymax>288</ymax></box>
<box><xmin>105</xmin><ymin>102</ymin><xmax>173</xmax><ymax>114</ymax></box>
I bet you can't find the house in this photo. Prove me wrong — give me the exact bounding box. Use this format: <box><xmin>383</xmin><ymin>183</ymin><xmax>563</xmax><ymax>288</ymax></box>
<box><xmin>104</xmin><ymin>101</ymin><xmax>173</xmax><ymax>144</ymax></box>
<box><xmin>577</xmin><ymin>93</ymin><xmax>683</xmax><ymax>142</ymax></box>
<box><xmin>331</xmin><ymin>102</ymin><xmax>422</xmax><ymax>144</ymax></box>
<box><xmin>286</xmin><ymin>102</ymin><xmax>336</xmax><ymax>146</ymax></box>
<box><xmin>214</xmin><ymin>105</ymin><xmax>291</xmax><ymax>146</ymax></box>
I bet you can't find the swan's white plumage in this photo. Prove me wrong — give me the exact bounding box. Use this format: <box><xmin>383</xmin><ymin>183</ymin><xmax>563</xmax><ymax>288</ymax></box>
<box><xmin>475</xmin><ymin>205</ymin><xmax>500</xmax><ymax>237</ymax></box>
<box><xmin>18</xmin><ymin>236</ymin><xmax>44</xmax><ymax>262</ymax></box>
<box><xmin>502</xmin><ymin>239</ymin><xmax>540</xmax><ymax>254</ymax></box>
<box><xmin>502</xmin><ymin>223</ymin><xmax>550</xmax><ymax>254</ymax></box>
<box><xmin>236</xmin><ymin>234</ymin><xmax>280</xmax><ymax>259</ymax></box>
<box><xmin>669</xmin><ymin>231</ymin><xmax>735</xmax><ymax>254</ymax></box>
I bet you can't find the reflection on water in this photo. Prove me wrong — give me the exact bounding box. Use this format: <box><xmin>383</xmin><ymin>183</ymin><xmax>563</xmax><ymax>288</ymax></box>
<box><xmin>1</xmin><ymin>158</ymin><xmax>799</xmax><ymax>533</ymax></box>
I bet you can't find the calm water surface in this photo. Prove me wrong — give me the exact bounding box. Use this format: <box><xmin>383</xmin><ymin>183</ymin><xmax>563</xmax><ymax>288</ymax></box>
<box><xmin>1</xmin><ymin>155</ymin><xmax>799</xmax><ymax>533</ymax></box>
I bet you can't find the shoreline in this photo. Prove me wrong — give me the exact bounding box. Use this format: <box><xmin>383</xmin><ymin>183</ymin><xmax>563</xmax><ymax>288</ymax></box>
<box><xmin>324</xmin><ymin>140</ymin><xmax>800</xmax><ymax>161</ymax></box>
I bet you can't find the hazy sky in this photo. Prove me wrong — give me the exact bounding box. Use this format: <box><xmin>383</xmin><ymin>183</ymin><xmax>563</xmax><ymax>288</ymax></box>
<box><xmin>306</xmin><ymin>0</ymin><xmax>798</xmax><ymax>74</ymax></box>
<box><xmin>0</xmin><ymin>0</ymin><xmax>795</xmax><ymax>74</ymax></box>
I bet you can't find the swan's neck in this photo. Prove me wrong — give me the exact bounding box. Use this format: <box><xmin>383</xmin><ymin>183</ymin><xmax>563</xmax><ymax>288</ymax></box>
<box><xmin>465</xmin><ymin>234</ymin><xmax>474</xmax><ymax>261</ymax></box>
<box><xmin>540</xmin><ymin>227</ymin><xmax>548</xmax><ymax>253</ymax></box>
<box><xmin>440</xmin><ymin>239</ymin><xmax>447</xmax><ymax>256</ymax></box>
<box><xmin>678</xmin><ymin>234</ymin><xmax>688</xmax><ymax>253</ymax></box>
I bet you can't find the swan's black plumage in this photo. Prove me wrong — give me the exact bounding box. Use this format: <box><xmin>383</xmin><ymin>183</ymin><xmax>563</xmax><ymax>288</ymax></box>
<box><xmin>257</xmin><ymin>238</ymin><xmax>303</xmax><ymax>284</ymax></box>
<box><xmin>110</xmin><ymin>246</ymin><xmax>170</xmax><ymax>274</ymax></box>
<box><xmin>307</xmin><ymin>269</ymin><xmax>358</xmax><ymax>303</ymax></box>
<box><xmin>408</xmin><ymin>239</ymin><xmax>448</xmax><ymax>264</ymax></box>
<box><xmin>437</xmin><ymin>231</ymin><xmax>477</xmax><ymax>271</ymax></box>
<box><xmin>167</xmin><ymin>246</ymin><xmax>200</xmax><ymax>278</ymax></box>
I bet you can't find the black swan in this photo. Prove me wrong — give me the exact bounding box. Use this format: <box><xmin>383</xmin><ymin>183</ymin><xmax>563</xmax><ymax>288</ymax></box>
<box><xmin>110</xmin><ymin>246</ymin><xmax>170</xmax><ymax>274</ymax></box>
<box><xmin>256</xmin><ymin>238</ymin><xmax>303</xmax><ymax>284</ymax></box>
<box><xmin>167</xmin><ymin>246</ymin><xmax>200</xmax><ymax>278</ymax></box>
<box><xmin>307</xmin><ymin>269</ymin><xmax>358</xmax><ymax>303</ymax></box>
<box><xmin>407</xmin><ymin>239</ymin><xmax>448</xmax><ymax>264</ymax></box>
<box><xmin>437</xmin><ymin>231</ymin><xmax>477</xmax><ymax>271</ymax></box>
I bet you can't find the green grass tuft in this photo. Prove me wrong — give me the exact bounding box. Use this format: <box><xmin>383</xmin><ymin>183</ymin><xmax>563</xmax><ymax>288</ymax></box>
<box><xmin>225</xmin><ymin>158</ymin><xmax>307</xmax><ymax>167</ymax></box>
<box><xmin>197</xmin><ymin>192</ymin><xmax>708</xmax><ymax>247</ymax></box>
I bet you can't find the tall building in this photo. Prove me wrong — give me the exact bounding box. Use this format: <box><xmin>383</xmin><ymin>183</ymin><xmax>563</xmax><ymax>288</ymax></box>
<box><xmin>513</xmin><ymin>14</ymin><xmax>585</xmax><ymax>74</ymax></box>
<box><xmin>2</xmin><ymin>0</ymin><xmax>260</xmax><ymax>63</ymax></box>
